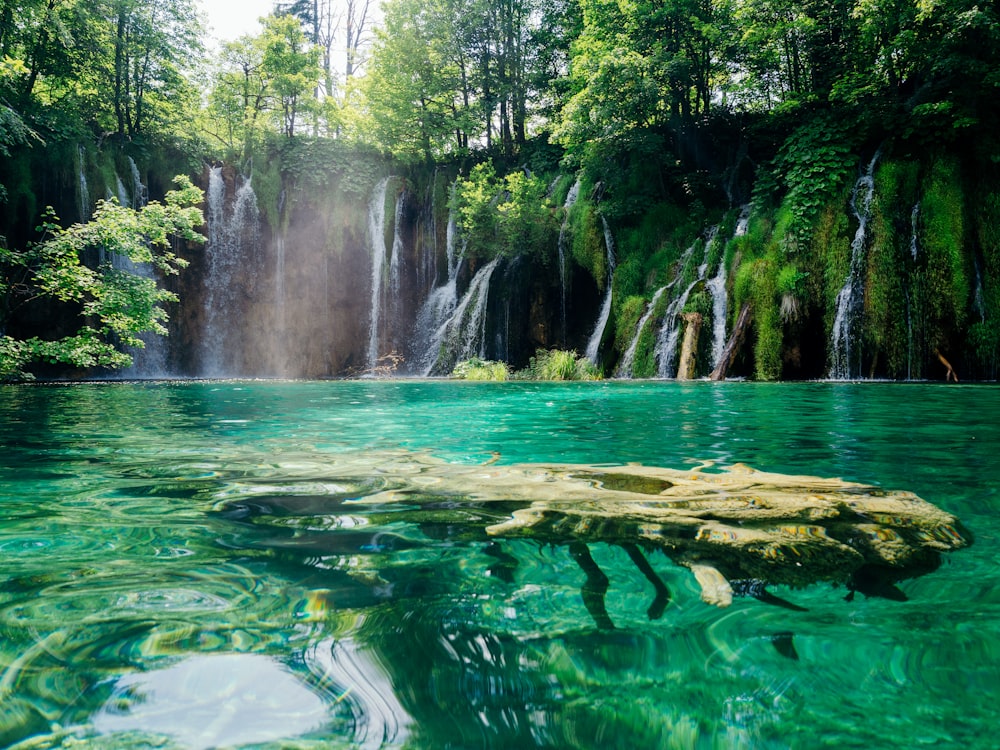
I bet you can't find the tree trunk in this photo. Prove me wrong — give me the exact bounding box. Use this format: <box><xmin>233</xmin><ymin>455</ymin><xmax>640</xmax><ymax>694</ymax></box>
<box><xmin>677</xmin><ymin>313</ymin><xmax>703</xmax><ymax>381</ymax></box>
<box><xmin>710</xmin><ymin>303</ymin><xmax>751</xmax><ymax>381</ymax></box>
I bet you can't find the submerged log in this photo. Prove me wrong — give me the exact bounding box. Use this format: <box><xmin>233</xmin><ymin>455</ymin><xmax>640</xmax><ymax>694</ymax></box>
<box><xmin>710</xmin><ymin>303</ymin><xmax>751</xmax><ymax>381</ymax></box>
<box><xmin>677</xmin><ymin>312</ymin><xmax>703</xmax><ymax>381</ymax></box>
<box><xmin>217</xmin><ymin>450</ymin><xmax>971</xmax><ymax>615</ymax></box>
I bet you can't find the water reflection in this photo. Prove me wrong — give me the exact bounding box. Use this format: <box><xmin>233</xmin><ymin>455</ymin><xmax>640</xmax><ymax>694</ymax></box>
<box><xmin>0</xmin><ymin>381</ymin><xmax>997</xmax><ymax>749</ymax></box>
<box><xmin>93</xmin><ymin>654</ymin><xmax>331</xmax><ymax>748</ymax></box>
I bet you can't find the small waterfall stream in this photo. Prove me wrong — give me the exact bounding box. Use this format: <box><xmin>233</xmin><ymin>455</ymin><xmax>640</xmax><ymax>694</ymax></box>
<box><xmin>115</xmin><ymin>162</ymin><xmax>172</xmax><ymax>378</ymax></box>
<box><xmin>77</xmin><ymin>146</ymin><xmax>90</xmax><ymax>221</ymax></box>
<box><xmin>708</xmin><ymin>207</ymin><xmax>749</xmax><ymax>369</ymax></box>
<box><xmin>830</xmin><ymin>151</ymin><xmax>880</xmax><ymax>379</ymax></box>
<box><xmin>584</xmin><ymin>217</ymin><xmax>617</xmax><ymax>363</ymax></box>
<box><xmin>616</xmin><ymin>285</ymin><xmax>668</xmax><ymax>377</ymax></box>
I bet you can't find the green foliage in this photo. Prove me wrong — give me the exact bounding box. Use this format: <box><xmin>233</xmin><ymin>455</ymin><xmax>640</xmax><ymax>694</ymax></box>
<box><xmin>0</xmin><ymin>176</ymin><xmax>204</xmax><ymax>380</ymax></box>
<box><xmin>772</xmin><ymin>116</ymin><xmax>859</xmax><ymax>252</ymax></box>
<box><xmin>450</xmin><ymin>357</ymin><xmax>510</xmax><ymax>380</ymax></box>
<box><xmin>451</xmin><ymin>163</ymin><xmax>556</xmax><ymax>261</ymax></box>
<box><xmin>519</xmin><ymin>349</ymin><xmax>601</xmax><ymax>380</ymax></box>
<box><xmin>614</xmin><ymin>295</ymin><xmax>646</xmax><ymax>358</ymax></box>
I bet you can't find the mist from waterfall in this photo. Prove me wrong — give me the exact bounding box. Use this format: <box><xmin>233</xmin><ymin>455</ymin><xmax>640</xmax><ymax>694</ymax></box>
<box><xmin>830</xmin><ymin>151</ymin><xmax>880</xmax><ymax>379</ymax></box>
<box><xmin>201</xmin><ymin>166</ymin><xmax>261</xmax><ymax>377</ymax></box>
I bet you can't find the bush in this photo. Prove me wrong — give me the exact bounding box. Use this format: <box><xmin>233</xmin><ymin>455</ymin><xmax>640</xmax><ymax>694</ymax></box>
<box><xmin>450</xmin><ymin>357</ymin><xmax>510</xmax><ymax>380</ymax></box>
<box><xmin>519</xmin><ymin>349</ymin><xmax>601</xmax><ymax>380</ymax></box>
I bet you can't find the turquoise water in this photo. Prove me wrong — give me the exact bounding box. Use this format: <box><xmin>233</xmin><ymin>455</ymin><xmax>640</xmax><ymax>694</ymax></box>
<box><xmin>0</xmin><ymin>380</ymin><xmax>997</xmax><ymax>749</ymax></box>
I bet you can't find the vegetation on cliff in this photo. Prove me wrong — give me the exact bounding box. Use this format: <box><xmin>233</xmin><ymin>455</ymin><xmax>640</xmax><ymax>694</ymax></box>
<box><xmin>0</xmin><ymin>0</ymin><xmax>997</xmax><ymax>379</ymax></box>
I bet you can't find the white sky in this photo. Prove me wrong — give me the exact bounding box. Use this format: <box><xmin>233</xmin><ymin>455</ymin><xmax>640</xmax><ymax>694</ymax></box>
<box><xmin>199</xmin><ymin>0</ymin><xmax>277</xmax><ymax>43</ymax></box>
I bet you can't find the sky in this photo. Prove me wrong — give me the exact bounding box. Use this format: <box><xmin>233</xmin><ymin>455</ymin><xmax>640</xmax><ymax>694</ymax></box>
<box><xmin>199</xmin><ymin>0</ymin><xmax>276</xmax><ymax>43</ymax></box>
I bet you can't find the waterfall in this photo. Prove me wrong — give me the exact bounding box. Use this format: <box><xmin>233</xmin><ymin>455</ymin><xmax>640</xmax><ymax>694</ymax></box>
<box><xmin>584</xmin><ymin>217</ymin><xmax>617</xmax><ymax>364</ymax></box>
<box><xmin>114</xmin><ymin>173</ymin><xmax>130</xmax><ymax>207</ymax></box>
<box><xmin>77</xmin><ymin>146</ymin><xmax>90</xmax><ymax>221</ymax></box>
<box><xmin>201</xmin><ymin>166</ymin><xmax>261</xmax><ymax>377</ymax></box>
<box><xmin>425</xmin><ymin>257</ymin><xmax>501</xmax><ymax>375</ymax></box>
<box><xmin>654</xmin><ymin>279</ymin><xmax>701</xmax><ymax>378</ymax></box>
<box><xmin>558</xmin><ymin>180</ymin><xmax>581</xmax><ymax>344</ymax></box>
<box><xmin>111</xmin><ymin>162</ymin><xmax>169</xmax><ymax>378</ymax></box>
<box><xmin>616</xmin><ymin>285</ymin><xmax>668</xmax><ymax>378</ymax></box>
<box><xmin>830</xmin><ymin>151</ymin><xmax>880</xmax><ymax>380</ymax></box>
<box><xmin>366</xmin><ymin>177</ymin><xmax>391</xmax><ymax>371</ymax></box>
<box><xmin>128</xmin><ymin>157</ymin><xmax>147</xmax><ymax>207</ymax></box>
<box><xmin>389</xmin><ymin>190</ymin><xmax>405</xmax><ymax>298</ymax></box>
<box><xmin>910</xmin><ymin>203</ymin><xmax>920</xmax><ymax>260</ymax></box>
<box><xmin>974</xmin><ymin>255</ymin><xmax>987</xmax><ymax>323</ymax></box>
<box><xmin>652</xmin><ymin>227</ymin><xmax>718</xmax><ymax>378</ymax></box>
<box><xmin>708</xmin><ymin>206</ymin><xmax>749</xmax><ymax>369</ymax></box>
<box><xmin>411</xmin><ymin>203</ymin><xmax>463</xmax><ymax>375</ymax></box>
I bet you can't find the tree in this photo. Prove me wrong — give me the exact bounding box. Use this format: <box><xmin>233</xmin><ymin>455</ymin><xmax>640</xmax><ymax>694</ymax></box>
<box><xmin>0</xmin><ymin>176</ymin><xmax>204</xmax><ymax>381</ymax></box>
<box><xmin>360</xmin><ymin>0</ymin><xmax>466</xmax><ymax>161</ymax></box>
<box><xmin>259</xmin><ymin>14</ymin><xmax>322</xmax><ymax>137</ymax></box>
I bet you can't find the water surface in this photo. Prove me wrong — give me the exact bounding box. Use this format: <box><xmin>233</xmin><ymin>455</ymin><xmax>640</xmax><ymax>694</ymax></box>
<box><xmin>0</xmin><ymin>381</ymin><xmax>997</xmax><ymax>748</ymax></box>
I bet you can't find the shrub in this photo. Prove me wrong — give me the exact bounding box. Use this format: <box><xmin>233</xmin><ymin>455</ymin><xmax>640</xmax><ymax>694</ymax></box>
<box><xmin>450</xmin><ymin>357</ymin><xmax>510</xmax><ymax>380</ymax></box>
<box><xmin>520</xmin><ymin>349</ymin><xmax>601</xmax><ymax>380</ymax></box>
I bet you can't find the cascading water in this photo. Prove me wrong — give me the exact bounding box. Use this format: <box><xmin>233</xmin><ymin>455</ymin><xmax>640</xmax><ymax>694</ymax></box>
<box><xmin>708</xmin><ymin>207</ymin><xmax>749</xmax><ymax>369</ymax></box>
<box><xmin>114</xmin><ymin>173</ymin><xmax>130</xmax><ymax>207</ymax></box>
<box><xmin>426</xmin><ymin>257</ymin><xmax>501</xmax><ymax>374</ymax></box>
<box><xmin>411</xmin><ymin>203</ymin><xmax>464</xmax><ymax>375</ymax></box>
<box><xmin>366</xmin><ymin>178</ymin><xmax>391</xmax><ymax>371</ymax></box>
<box><xmin>910</xmin><ymin>203</ymin><xmax>920</xmax><ymax>260</ymax></box>
<box><xmin>129</xmin><ymin>157</ymin><xmax>148</xmax><ymax>208</ymax></box>
<box><xmin>77</xmin><ymin>146</ymin><xmax>90</xmax><ymax>221</ymax></box>
<box><xmin>201</xmin><ymin>166</ymin><xmax>261</xmax><ymax>377</ymax></box>
<box><xmin>830</xmin><ymin>151</ymin><xmax>880</xmax><ymax>380</ymax></box>
<box><xmin>558</xmin><ymin>180</ymin><xmax>581</xmax><ymax>345</ymax></box>
<box><xmin>652</xmin><ymin>227</ymin><xmax>719</xmax><ymax>378</ymax></box>
<box><xmin>616</xmin><ymin>285</ymin><xmax>668</xmax><ymax>378</ymax></box>
<box><xmin>584</xmin><ymin>217</ymin><xmax>617</xmax><ymax>364</ymax></box>
<box><xmin>654</xmin><ymin>279</ymin><xmax>701</xmax><ymax>378</ymax></box>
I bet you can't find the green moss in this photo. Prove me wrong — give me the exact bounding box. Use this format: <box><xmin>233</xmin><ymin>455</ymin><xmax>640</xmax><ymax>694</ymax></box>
<box><xmin>614</xmin><ymin>295</ymin><xmax>646</xmax><ymax>355</ymax></box>
<box><xmin>920</xmin><ymin>156</ymin><xmax>968</xmax><ymax>348</ymax></box>
<box><xmin>570</xmin><ymin>199</ymin><xmax>608</xmax><ymax>289</ymax></box>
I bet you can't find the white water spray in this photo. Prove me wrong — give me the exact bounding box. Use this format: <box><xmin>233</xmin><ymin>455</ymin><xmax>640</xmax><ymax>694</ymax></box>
<box><xmin>366</xmin><ymin>177</ymin><xmax>391</xmax><ymax>371</ymax></box>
